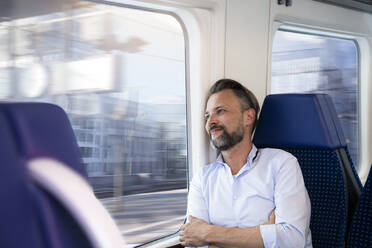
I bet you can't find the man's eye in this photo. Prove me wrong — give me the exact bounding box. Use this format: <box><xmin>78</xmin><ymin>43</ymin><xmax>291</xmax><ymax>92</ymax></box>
<box><xmin>204</xmin><ymin>115</ymin><xmax>210</xmax><ymax>122</ymax></box>
<box><xmin>217</xmin><ymin>109</ymin><xmax>225</xmax><ymax>114</ymax></box>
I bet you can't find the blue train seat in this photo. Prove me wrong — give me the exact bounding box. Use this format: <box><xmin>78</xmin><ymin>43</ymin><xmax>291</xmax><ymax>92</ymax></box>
<box><xmin>347</xmin><ymin>167</ymin><xmax>372</xmax><ymax>248</ymax></box>
<box><xmin>252</xmin><ymin>94</ymin><xmax>362</xmax><ymax>248</ymax></box>
<box><xmin>0</xmin><ymin>111</ymin><xmax>44</xmax><ymax>247</ymax></box>
<box><xmin>0</xmin><ymin>102</ymin><xmax>125</xmax><ymax>248</ymax></box>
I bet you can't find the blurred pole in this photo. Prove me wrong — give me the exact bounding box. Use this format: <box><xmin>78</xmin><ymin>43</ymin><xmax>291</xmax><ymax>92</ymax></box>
<box><xmin>113</xmin><ymin>134</ymin><xmax>124</xmax><ymax>211</ymax></box>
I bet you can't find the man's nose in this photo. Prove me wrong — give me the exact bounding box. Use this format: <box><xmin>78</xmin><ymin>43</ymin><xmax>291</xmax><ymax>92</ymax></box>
<box><xmin>206</xmin><ymin>113</ymin><xmax>217</xmax><ymax>129</ymax></box>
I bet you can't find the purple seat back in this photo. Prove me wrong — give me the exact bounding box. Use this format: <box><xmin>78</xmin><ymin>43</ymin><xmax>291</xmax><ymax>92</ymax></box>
<box><xmin>0</xmin><ymin>110</ymin><xmax>44</xmax><ymax>247</ymax></box>
<box><xmin>0</xmin><ymin>102</ymin><xmax>91</xmax><ymax>247</ymax></box>
<box><xmin>1</xmin><ymin>102</ymin><xmax>86</xmax><ymax>177</ymax></box>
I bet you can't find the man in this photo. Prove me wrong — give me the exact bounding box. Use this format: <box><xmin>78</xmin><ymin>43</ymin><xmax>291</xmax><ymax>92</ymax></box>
<box><xmin>179</xmin><ymin>79</ymin><xmax>312</xmax><ymax>248</ymax></box>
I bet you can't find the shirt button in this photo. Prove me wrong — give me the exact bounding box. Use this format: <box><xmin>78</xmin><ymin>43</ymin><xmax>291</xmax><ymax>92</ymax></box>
<box><xmin>233</xmin><ymin>195</ymin><xmax>237</xmax><ymax>200</ymax></box>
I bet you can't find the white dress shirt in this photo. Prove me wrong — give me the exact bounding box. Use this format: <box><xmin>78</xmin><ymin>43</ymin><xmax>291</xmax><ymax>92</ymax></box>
<box><xmin>187</xmin><ymin>145</ymin><xmax>312</xmax><ymax>248</ymax></box>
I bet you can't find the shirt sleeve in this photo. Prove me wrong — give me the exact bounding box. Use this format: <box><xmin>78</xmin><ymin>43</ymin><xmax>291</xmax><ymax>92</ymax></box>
<box><xmin>187</xmin><ymin>167</ymin><xmax>210</xmax><ymax>222</ymax></box>
<box><xmin>259</xmin><ymin>156</ymin><xmax>311</xmax><ymax>248</ymax></box>
<box><xmin>185</xmin><ymin>168</ymin><xmax>210</xmax><ymax>248</ymax></box>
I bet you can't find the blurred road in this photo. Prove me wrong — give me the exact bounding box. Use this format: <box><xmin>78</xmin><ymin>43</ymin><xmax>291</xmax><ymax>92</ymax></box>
<box><xmin>100</xmin><ymin>188</ymin><xmax>188</xmax><ymax>246</ymax></box>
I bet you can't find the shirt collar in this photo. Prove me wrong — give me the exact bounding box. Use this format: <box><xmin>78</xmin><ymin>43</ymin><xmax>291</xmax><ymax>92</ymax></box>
<box><xmin>215</xmin><ymin>144</ymin><xmax>258</xmax><ymax>171</ymax></box>
<box><xmin>247</xmin><ymin>144</ymin><xmax>258</xmax><ymax>165</ymax></box>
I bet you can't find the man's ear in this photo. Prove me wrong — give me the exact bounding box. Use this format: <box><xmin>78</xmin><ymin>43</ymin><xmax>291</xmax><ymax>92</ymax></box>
<box><xmin>243</xmin><ymin>108</ymin><xmax>256</xmax><ymax>127</ymax></box>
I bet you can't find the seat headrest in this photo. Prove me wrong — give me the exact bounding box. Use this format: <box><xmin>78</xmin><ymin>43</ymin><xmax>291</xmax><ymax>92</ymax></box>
<box><xmin>0</xmin><ymin>102</ymin><xmax>86</xmax><ymax>177</ymax></box>
<box><xmin>253</xmin><ymin>94</ymin><xmax>347</xmax><ymax>149</ymax></box>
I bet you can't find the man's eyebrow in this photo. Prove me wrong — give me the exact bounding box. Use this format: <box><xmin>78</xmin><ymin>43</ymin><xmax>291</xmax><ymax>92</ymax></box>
<box><xmin>215</xmin><ymin>105</ymin><xmax>227</xmax><ymax>110</ymax></box>
<box><xmin>205</xmin><ymin>105</ymin><xmax>227</xmax><ymax>114</ymax></box>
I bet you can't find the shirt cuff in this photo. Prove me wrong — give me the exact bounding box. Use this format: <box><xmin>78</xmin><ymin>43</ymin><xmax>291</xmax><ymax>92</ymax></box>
<box><xmin>259</xmin><ymin>224</ymin><xmax>277</xmax><ymax>248</ymax></box>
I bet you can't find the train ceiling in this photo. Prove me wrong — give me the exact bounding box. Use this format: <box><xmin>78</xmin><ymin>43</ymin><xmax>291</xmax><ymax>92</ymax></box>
<box><xmin>1</xmin><ymin>0</ymin><xmax>372</xmax><ymax>21</ymax></box>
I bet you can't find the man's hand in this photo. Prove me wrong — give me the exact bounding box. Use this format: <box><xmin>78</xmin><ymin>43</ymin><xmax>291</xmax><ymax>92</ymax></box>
<box><xmin>179</xmin><ymin>216</ymin><xmax>211</xmax><ymax>247</ymax></box>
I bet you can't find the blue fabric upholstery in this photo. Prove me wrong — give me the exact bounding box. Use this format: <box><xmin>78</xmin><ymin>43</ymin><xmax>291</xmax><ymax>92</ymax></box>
<box><xmin>285</xmin><ymin>148</ymin><xmax>347</xmax><ymax>248</ymax></box>
<box><xmin>0</xmin><ymin>102</ymin><xmax>91</xmax><ymax>247</ymax></box>
<box><xmin>253</xmin><ymin>94</ymin><xmax>362</xmax><ymax>248</ymax></box>
<box><xmin>0</xmin><ymin>102</ymin><xmax>86</xmax><ymax>177</ymax></box>
<box><xmin>347</xmin><ymin>167</ymin><xmax>372</xmax><ymax>248</ymax></box>
<box><xmin>0</xmin><ymin>112</ymin><xmax>44</xmax><ymax>247</ymax></box>
<box><xmin>253</xmin><ymin>94</ymin><xmax>346</xmax><ymax>149</ymax></box>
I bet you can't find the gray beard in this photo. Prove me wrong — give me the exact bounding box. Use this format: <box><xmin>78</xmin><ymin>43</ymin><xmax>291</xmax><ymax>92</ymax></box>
<box><xmin>210</xmin><ymin>125</ymin><xmax>244</xmax><ymax>151</ymax></box>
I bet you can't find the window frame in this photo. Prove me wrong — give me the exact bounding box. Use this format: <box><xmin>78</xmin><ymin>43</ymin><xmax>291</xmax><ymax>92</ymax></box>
<box><xmin>270</xmin><ymin>27</ymin><xmax>361</xmax><ymax>165</ymax></box>
<box><xmin>267</xmin><ymin>0</ymin><xmax>372</xmax><ymax>185</ymax></box>
<box><xmin>267</xmin><ymin>21</ymin><xmax>371</xmax><ymax>183</ymax></box>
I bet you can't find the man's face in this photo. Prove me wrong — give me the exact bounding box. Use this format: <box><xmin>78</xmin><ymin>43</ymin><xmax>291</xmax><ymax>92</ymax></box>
<box><xmin>205</xmin><ymin>89</ymin><xmax>246</xmax><ymax>151</ymax></box>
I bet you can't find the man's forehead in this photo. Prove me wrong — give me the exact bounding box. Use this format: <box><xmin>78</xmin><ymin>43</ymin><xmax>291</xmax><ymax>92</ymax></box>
<box><xmin>206</xmin><ymin>89</ymin><xmax>240</xmax><ymax>111</ymax></box>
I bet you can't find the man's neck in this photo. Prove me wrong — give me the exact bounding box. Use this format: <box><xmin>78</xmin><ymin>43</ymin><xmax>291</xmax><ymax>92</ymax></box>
<box><xmin>221</xmin><ymin>136</ymin><xmax>253</xmax><ymax>175</ymax></box>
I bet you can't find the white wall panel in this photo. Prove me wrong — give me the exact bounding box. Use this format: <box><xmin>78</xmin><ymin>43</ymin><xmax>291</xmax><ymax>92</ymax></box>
<box><xmin>224</xmin><ymin>0</ymin><xmax>271</xmax><ymax>106</ymax></box>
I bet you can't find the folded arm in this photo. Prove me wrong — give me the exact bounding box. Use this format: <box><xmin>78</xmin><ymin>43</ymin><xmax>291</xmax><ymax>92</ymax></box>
<box><xmin>180</xmin><ymin>213</ymin><xmax>275</xmax><ymax>248</ymax></box>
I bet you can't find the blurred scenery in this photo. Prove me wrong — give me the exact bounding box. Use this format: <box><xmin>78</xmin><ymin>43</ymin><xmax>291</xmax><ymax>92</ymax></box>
<box><xmin>0</xmin><ymin>1</ymin><xmax>187</xmax><ymax>246</ymax></box>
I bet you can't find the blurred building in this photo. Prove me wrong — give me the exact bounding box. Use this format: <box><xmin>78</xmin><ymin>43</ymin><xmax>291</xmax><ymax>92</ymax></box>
<box><xmin>0</xmin><ymin>3</ymin><xmax>188</xmax><ymax>196</ymax></box>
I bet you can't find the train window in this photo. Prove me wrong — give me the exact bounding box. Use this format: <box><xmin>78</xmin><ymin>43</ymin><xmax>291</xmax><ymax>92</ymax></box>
<box><xmin>271</xmin><ymin>30</ymin><xmax>360</xmax><ymax>171</ymax></box>
<box><xmin>0</xmin><ymin>2</ymin><xmax>187</xmax><ymax>246</ymax></box>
